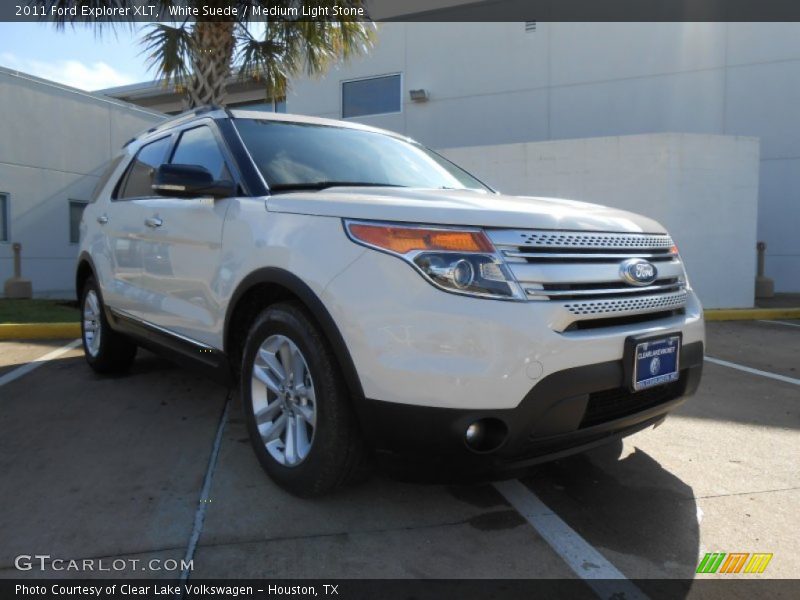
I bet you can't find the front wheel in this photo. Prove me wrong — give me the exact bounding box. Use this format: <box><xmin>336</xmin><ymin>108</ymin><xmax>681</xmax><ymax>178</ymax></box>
<box><xmin>241</xmin><ymin>302</ymin><xmax>369</xmax><ymax>496</ymax></box>
<box><xmin>81</xmin><ymin>277</ymin><xmax>137</xmax><ymax>374</ymax></box>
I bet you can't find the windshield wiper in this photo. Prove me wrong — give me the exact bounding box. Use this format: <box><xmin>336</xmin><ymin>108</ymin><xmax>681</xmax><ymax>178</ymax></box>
<box><xmin>268</xmin><ymin>181</ymin><xmax>408</xmax><ymax>192</ymax></box>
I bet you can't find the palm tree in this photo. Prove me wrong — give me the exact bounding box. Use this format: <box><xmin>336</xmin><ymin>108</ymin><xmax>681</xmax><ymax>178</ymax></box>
<box><xmin>44</xmin><ymin>1</ymin><xmax>374</xmax><ymax>108</ymax></box>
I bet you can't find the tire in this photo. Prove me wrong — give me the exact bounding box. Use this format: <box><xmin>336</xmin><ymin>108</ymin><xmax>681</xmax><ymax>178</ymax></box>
<box><xmin>80</xmin><ymin>276</ymin><xmax>137</xmax><ymax>374</ymax></box>
<box><xmin>241</xmin><ymin>302</ymin><xmax>369</xmax><ymax>497</ymax></box>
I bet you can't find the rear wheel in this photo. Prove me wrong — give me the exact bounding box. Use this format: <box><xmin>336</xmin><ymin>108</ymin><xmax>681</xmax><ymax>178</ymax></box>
<box><xmin>81</xmin><ymin>277</ymin><xmax>137</xmax><ymax>373</ymax></box>
<box><xmin>241</xmin><ymin>302</ymin><xmax>369</xmax><ymax>496</ymax></box>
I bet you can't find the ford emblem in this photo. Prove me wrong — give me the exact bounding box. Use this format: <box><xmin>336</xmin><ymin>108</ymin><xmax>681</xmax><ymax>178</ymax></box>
<box><xmin>620</xmin><ymin>258</ymin><xmax>658</xmax><ymax>286</ymax></box>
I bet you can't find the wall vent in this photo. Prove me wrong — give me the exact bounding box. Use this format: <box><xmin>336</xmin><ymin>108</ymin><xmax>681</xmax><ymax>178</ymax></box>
<box><xmin>525</xmin><ymin>21</ymin><xmax>537</xmax><ymax>32</ymax></box>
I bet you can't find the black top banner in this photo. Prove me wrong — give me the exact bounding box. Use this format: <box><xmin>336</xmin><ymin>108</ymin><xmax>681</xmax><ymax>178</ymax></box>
<box><xmin>5</xmin><ymin>0</ymin><xmax>800</xmax><ymax>23</ymax></box>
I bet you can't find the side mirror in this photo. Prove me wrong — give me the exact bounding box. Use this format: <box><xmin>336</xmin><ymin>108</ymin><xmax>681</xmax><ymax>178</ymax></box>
<box><xmin>152</xmin><ymin>164</ymin><xmax>236</xmax><ymax>199</ymax></box>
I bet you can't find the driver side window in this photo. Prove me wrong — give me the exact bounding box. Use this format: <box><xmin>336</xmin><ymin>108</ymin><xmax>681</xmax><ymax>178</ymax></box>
<box><xmin>116</xmin><ymin>136</ymin><xmax>172</xmax><ymax>200</ymax></box>
<box><xmin>170</xmin><ymin>126</ymin><xmax>231</xmax><ymax>181</ymax></box>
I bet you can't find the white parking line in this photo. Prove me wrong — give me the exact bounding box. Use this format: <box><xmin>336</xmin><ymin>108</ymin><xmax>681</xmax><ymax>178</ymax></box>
<box><xmin>179</xmin><ymin>396</ymin><xmax>230</xmax><ymax>588</ymax></box>
<box><xmin>0</xmin><ymin>339</ymin><xmax>82</xmax><ymax>388</ymax></box>
<box><xmin>704</xmin><ymin>356</ymin><xmax>800</xmax><ymax>386</ymax></box>
<box><xmin>493</xmin><ymin>479</ymin><xmax>648</xmax><ymax>600</ymax></box>
<box><xmin>758</xmin><ymin>319</ymin><xmax>800</xmax><ymax>329</ymax></box>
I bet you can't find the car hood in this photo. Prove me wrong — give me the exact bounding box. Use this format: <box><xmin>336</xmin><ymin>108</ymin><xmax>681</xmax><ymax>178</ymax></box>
<box><xmin>265</xmin><ymin>187</ymin><xmax>667</xmax><ymax>234</ymax></box>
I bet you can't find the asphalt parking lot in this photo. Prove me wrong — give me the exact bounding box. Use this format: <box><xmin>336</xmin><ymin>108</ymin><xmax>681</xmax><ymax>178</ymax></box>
<box><xmin>0</xmin><ymin>320</ymin><xmax>797</xmax><ymax>593</ymax></box>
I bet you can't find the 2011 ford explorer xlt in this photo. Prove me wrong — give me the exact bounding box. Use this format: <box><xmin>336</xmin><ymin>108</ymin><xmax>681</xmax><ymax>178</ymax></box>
<box><xmin>76</xmin><ymin>108</ymin><xmax>704</xmax><ymax>496</ymax></box>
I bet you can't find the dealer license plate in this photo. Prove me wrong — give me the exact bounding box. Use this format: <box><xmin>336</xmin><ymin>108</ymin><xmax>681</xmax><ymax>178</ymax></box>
<box><xmin>632</xmin><ymin>335</ymin><xmax>681</xmax><ymax>391</ymax></box>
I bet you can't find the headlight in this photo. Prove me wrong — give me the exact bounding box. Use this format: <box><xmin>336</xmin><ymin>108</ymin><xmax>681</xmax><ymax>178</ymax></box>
<box><xmin>344</xmin><ymin>220</ymin><xmax>525</xmax><ymax>300</ymax></box>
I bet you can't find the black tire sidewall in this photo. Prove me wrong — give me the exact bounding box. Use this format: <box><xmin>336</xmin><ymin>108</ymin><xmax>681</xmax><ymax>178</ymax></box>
<box><xmin>80</xmin><ymin>276</ymin><xmax>136</xmax><ymax>373</ymax></box>
<box><xmin>241</xmin><ymin>304</ymin><xmax>354</xmax><ymax>496</ymax></box>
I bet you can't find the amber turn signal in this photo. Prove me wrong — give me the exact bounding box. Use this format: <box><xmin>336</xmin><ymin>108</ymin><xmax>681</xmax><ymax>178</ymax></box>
<box><xmin>347</xmin><ymin>223</ymin><xmax>494</xmax><ymax>255</ymax></box>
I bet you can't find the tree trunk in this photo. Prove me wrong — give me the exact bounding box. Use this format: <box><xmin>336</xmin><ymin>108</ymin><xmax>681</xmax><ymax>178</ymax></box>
<box><xmin>185</xmin><ymin>21</ymin><xmax>236</xmax><ymax>108</ymax></box>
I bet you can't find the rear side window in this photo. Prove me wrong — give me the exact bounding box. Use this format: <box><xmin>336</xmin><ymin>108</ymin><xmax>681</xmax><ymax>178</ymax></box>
<box><xmin>117</xmin><ymin>136</ymin><xmax>172</xmax><ymax>199</ymax></box>
<box><xmin>170</xmin><ymin>126</ymin><xmax>230</xmax><ymax>180</ymax></box>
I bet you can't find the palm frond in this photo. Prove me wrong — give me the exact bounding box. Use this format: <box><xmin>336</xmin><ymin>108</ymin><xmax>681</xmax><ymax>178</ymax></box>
<box><xmin>42</xmin><ymin>0</ymin><xmax>376</xmax><ymax>107</ymax></box>
<box><xmin>140</xmin><ymin>23</ymin><xmax>192</xmax><ymax>86</ymax></box>
<box><xmin>234</xmin><ymin>28</ymin><xmax>291</xmax><ymax>98</ymax></box>
<box><xmin>234</xmin><ymin>2</ymin><xmax>375</xmax><ymax>98</ymax></box>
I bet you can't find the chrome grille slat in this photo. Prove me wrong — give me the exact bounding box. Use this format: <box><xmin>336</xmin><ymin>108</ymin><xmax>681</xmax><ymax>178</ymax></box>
<box><xmin>509</xmin><ymin>259</ymin><xmax>684</xmax><ymax>285</ymax></box>
<box><xmin>526</xmin><ymin>281</ymin><xmax>683</xmax><ymax>298</ymax></box>
<box><xmin>503</xmin><ymin>250</ymin><xmax>676</xmax><ymax>261</ymax></box>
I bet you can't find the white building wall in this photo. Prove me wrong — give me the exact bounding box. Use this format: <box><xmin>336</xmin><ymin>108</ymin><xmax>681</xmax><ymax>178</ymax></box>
<box><xmin>288</xmin><ymin>22</ymin><xmax>800</xmax><ymax>292</ymax></box>
<box><xmin>0</xmin><ymin>67</ymin><xmax>163</xmax><ymax>297</ymax></box>
<box><xmin>442</xmin><ymin>133</ymin><xmax>760</xmax><ymax>309</ymax></box>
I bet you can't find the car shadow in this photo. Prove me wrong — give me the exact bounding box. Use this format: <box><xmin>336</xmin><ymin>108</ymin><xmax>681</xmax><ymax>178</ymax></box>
<box><xmin>519</xmin><ymin>440</ymin><xmax>700</xmax><ymax>591</ymax></box>
<box><xmin>384</xmin><ymin>439</ymin><xmax>699</xmax><ymax>589</ymax></box>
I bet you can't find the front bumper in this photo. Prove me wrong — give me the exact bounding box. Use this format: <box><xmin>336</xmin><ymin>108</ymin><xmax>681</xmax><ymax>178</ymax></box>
<box><xmin>324</xmin><ymin>248</ymin><xmax>705</xmax><ymax>411</ymax></box>
<box><xmin>354</xmin><ymin>341</ymin><xmax>703</xmax><ymax>469</ymax></box>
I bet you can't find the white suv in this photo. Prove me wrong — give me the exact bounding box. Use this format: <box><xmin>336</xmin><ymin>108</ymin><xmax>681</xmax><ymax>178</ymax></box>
<box><xmin>76</xmin><ymin>108</ymin><xmax>704</xmax><ymax>496</ymax></box>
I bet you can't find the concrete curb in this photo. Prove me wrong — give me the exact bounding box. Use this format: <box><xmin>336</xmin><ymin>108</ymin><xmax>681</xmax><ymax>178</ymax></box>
<box><xmin>0</xmin><ymin>323</ymin><xmax>80</xmax><ymax>340</ymax></box>
<box><xmin>704</xmin><ymin>308</ymin><xmax>800</xmax><ymax>321</ymax></box>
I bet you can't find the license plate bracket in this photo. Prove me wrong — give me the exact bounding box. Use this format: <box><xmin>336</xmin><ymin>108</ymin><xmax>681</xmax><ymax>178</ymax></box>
<box><xmin>624</xmin><ymin>333</ymin><xmax>682</xmax><ymax>392</ymax></box>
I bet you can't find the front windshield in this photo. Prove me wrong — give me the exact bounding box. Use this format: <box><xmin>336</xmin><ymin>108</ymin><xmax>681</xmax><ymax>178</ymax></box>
<box><xmin>234</xmin><ymin>119</ymin><xmax>491</xmax><ymax>192</ymax></box>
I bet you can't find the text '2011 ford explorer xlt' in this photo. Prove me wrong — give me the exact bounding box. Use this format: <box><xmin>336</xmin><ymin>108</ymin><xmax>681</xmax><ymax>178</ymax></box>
<box><xmin>76</xmin><ymin>108</ymin><xmax>704</xmax><ymax>496</ymax></box>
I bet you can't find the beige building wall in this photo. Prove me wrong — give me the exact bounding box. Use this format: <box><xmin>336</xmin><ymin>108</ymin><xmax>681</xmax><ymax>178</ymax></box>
<box><xmin>0</xmin><ymin>67</ymin><xmax>164</xmax><ymax>297</ymax></box>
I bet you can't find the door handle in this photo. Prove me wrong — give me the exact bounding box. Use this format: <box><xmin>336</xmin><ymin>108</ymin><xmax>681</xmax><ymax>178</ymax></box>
<box><xmin>145</xmin><ymin>217</ymin><xmax>163</xmax><ymax>228</ymax></box>
<box><xmin>97</xmin><ymin>215</ymin><xmax>109</xmax><ymax>225</ymax></box>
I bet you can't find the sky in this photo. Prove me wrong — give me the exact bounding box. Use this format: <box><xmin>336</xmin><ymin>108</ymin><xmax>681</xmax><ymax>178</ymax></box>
<box><xmin>0</xmin><ymin>23</ymin><xmax>152</xmax><ymax>91</ymax></box>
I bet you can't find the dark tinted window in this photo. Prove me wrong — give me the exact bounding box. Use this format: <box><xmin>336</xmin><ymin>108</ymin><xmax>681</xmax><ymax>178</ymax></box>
<box><xmin>342</xmin><ymin>75</ymin><xmax>401</xmax><ymax>118</ymax></box>
<box><xmin>170</xmin><ymin>126</ymin><xmax>229</xmax><ymax>180</ymax></box>
<box><xmin>235</xmin><ymin>120</ymin><xmax>489</xmax><ymax>192</ymax></box>
<box><xmin>118</xmin><ymin>137</ymin><xmax>171</xmax><ymax>199</ymax></box>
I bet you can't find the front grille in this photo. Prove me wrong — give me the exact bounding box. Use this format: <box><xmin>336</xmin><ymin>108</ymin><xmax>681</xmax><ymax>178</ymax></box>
<box><xmin>580</xmin><ymin>380</ymin><xmax>683</xmax><ymax>428</ymax></box>
<box><xmin>488</xmin><ymin>228</ymin><xmax>689</xmax><ymax>330</ymax></box>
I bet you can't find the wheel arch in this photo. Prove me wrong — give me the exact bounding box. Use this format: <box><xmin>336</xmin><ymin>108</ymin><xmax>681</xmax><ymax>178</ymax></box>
<box><xmin>75</xmin><ymin>252</ymin><xmax>98</xmax><ymax>302</ymax></box>
<box><xmin>224</xmin><ymin>268</ymin><xmax>365</xmax><ymax>401</ymax></box>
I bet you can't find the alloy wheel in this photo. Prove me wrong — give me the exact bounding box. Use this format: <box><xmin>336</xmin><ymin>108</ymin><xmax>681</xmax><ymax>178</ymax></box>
<box><xmin>250</xmin><ymin>334</ymin><xmax>317</xmax><ymax>467</ymax></box>
<box><xmin>83</xmin><ymin>290</ymin><xmax>102</xmax><ymax>357</ymax></box>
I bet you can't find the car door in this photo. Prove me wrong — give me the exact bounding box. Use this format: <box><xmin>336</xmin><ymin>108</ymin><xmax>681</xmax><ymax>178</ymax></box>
<box><xmin>100</xmin><ymin>136</ymin><xmax>173</xmax><ymax>315</ymax></box>
<box><xmin>133</xmin><ymin>123</ymin><xmax>234</xmax><ymax>347</ymax></box>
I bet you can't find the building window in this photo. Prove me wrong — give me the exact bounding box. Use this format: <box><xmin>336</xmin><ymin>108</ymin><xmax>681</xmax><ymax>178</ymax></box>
<box><xmin>230</xmin><ymin>98</ymin><xmax>287</xmax><ymax>113</ymax></box>
<box><xmin>69</xmin><ymin>200</ymin><xmax>88</xmax><ymax>244</ymax></box>
<box><xmin>341</xmin><ymin>74</ymin><xmax>401</xmax><ymax>119</ymax></box>
<box><xmin>0</xmin><ymin>193</ymin><xmax>8</xmax><ymax>242</ymax></box>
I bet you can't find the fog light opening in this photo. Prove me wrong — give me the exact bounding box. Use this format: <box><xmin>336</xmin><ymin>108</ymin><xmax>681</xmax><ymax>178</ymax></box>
<box><xmin>464</xmin><ymin>418</ymin><xmax>508</xmax><ymax>453</ymax></box>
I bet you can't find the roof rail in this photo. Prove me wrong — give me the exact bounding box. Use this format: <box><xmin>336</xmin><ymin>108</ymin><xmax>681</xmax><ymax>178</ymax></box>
<box><xmin>122</xmin><ymin>105</ymin><xmax>224</xmax><ymax>147</ymax></box>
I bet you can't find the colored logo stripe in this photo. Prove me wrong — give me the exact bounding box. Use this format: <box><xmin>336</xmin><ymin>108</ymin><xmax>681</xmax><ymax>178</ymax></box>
<box><xmin>697</xmin><ymin>553</ymin><xmax>726</xmax><ymax>573</ymax></box>
<box><xmin>719</xmin><ymin>553</ymin><xmax>749</xmax><ymax>573</ymax></box>
<box><xmin>744</xmin><ymin>553</ymin><xmax>773</xmax><ymax>573</ymax></box>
